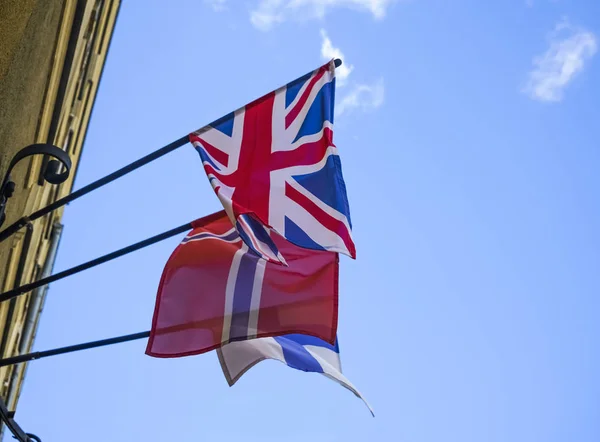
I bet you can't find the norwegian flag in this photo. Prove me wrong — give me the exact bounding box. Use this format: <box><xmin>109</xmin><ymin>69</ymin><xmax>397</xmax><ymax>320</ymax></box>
<box><xmin>189</xmin><ymin>60</ymin><xmax>355</xmax><ymax>264</ymax></box>
<box><xmin>145</xmin><ymin>211</ymin><xmax>338</xmax><ymax>358</ymax></box>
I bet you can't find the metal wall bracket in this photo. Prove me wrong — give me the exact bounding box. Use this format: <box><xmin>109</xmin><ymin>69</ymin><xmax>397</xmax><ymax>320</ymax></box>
<box><xmin>0</xmin><ymin>395</ymin><xmax>40</xmax><ymax>441</ymax></box>
<box><xmin>0</xmin><ymin>144</ymin><xmax>71</xmax><ymax>228</ymax></box>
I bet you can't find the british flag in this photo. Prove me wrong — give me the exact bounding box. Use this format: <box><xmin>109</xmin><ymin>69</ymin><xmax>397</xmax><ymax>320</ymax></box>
<box><xmin>189</xmin><ymin>60</ymin><xmax>355</xmax><ymax>264</ymax></box>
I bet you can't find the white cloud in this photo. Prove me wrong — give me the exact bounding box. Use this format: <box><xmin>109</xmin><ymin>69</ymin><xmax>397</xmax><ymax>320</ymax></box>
<box><xmin>316</xmin><ymin>30</ymin><xmax>384</xmax><ymax>117</ymax></box>
<box><xmin>251</xmin><ymin>0</ymin><xmax>285</xmax><ymax>30</ymax></box>
<box><xmin>336</xmin><ymin>78</ymin><xmax>384</xmax><ymax>116</ymax></box>
<box><xmin>320</xmin><ymin>29</ymin><xmax>354</xmax><ymax>86</ymax></box>
<box><xmin>524</xmin><ymin>20</ymin><xmax>597</xmax><ymax>102</ymax></box>
<box><xmin>251</xmin><ymin>0</ymin><xmax>394</xmax><ymax>31</ymax></box>
<box><xmin>205</xmin><ymin>0</ymin><xmax>228</xmax><ymax>11</ymax></box>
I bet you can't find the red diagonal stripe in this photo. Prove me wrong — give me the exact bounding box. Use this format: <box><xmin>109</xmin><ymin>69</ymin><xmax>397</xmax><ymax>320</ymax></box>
<box><xmin>190</xmin><ymin>134</ymin><xmax>229</xmax><ymax>167</ymax></box>
<box><xmin>285</xmin><ymin>181</ymin><xmax>355</xmax><ymax>258</ymax></box>
<box><xmin>270</xmin><ymin>128</ymin><xmax>333</xmax><ymax>171</ymax></box>
<box><xmin>203</xmin><ymin>164</ymin><xmax>238</xmax><ymax>188</ymax></box>
<box><xmin>285</xmin><ymin>66</ymin><xmax>327</xmax><ymax>129</ymax></box>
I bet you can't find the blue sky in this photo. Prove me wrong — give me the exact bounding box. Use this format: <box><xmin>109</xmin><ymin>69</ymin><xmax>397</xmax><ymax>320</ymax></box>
<box><xmin>8</xmin><ymin>0</ymin><xmax>600</xmax><ymax>440</ymax></box>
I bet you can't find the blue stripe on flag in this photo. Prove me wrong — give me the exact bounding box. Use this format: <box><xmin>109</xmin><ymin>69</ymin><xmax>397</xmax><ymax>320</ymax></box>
<box><xmin>285</xmin><ymin>72</ymin><xmax>312</xmax><ymax>108</ymax></box>
<box><xmin>195</xmin><ymin>146</ymin><xmax>221</xmax><ymax>171</ymax></box>
<box><xmin>236</xmin><ymin>220</ymin><xmax>262</xmax><ymax>258</ymax></box>
<box><xmin>212</xmin><ymin>111</ymin><xmax>235</xmax><ymax>137</ymax></box>
<box><xmin>284</xmin><ymin>217</ymin><xmax>325</xmax><ymax>251</ymax></box>
<box><xmin>291</xmin><ymin>154</ymin><xmax>352</xmax><ymax>228</ymax></box>
<box><xmin>284</xmin><ymin>333</ymin><xmax>339</xmax><ymax>352</ymax></box>
<box><xmin>291</xmin><ymin>81</ymin><xmax>334</xmax><ymax>143</ymax></box>
<box><xmin>238</xmin><ymin>214</ymin><xmax>281</xmax><ymax>259</ymax></box>
<box><xmin>229</xmin><ymin>251</ymin><xmax>258</xmax><ymax>341</ymax></box>
<box><xmin>274</xmin><ymin>336</ymin><xmax>324</xmax><ymax>373</ymax></box>
<box><xmin>182</xmin><ymin>230</ymin><xmax>239</xmax><ymax>243</ymax></box>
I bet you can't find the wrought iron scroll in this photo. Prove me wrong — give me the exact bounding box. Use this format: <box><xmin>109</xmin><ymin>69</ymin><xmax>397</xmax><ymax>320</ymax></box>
<box><xmin>0</xmin><ymin>144</ymin><xmax>71</xmax><ymax>228</ymax></box>
<box><xmin>0</xmin><ymin>395</ymin><xmax>39</xmax><ymax>441</ymax></box>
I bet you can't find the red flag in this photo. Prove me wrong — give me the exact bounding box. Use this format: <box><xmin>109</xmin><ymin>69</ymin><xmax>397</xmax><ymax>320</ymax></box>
<box><xmin>146</xmin><ymin>211</ymin><xmax>338</xmax><ymax>358</ymax></box>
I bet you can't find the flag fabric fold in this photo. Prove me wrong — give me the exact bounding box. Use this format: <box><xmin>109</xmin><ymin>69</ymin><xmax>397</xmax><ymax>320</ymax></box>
<box><xmin>146</xmin><ymin>211</ymin><xmax>338</xmax><ymax>358</ymax></box>
<box><xmin>217</xmin><ymin>333</ymin><xmax>373</xmax><ymax>416</ymax></box>
<box><xmin>189</xmin><ymin>60</ymin><xmax>355</xmax><ymax>264</ymax></box>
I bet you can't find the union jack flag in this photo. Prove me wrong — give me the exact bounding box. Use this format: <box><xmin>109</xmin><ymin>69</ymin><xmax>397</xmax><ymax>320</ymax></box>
<box><xmin>189</xmin><ymin>60</ymin><xmax>355</xmax><ymax>264</ymax></box>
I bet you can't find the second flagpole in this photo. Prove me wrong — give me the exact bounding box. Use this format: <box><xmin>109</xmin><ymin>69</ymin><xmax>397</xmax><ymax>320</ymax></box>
<box><xmin>0</xmin><ymin>331</ymin><xmax>151</xmax><ymax>368</ymax></box>
<box><xmin>0</xmin><ymin>221</ymin><xmax>193</xmax><ymax>303</ymax></box>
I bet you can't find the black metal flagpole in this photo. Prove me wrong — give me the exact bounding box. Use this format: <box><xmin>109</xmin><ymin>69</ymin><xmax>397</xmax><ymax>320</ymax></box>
<box><xmin>0</xmin><ymin>331</ymin><xmax>151</xmax><ymax>368</ymax></box>
<box><xmin>0</xmin><ymin>59</ymin><xmax>343</xmax><ymax>244</ymax></box>
<box><xmin>0</xmin><ymin>221</ymin><xmax>193</xmax><ymax>303</ymax></box>
<box><xmin>0</xmin><ymin>136</ymin><xmax>188</xmax><ymax>243</ymax></box>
